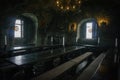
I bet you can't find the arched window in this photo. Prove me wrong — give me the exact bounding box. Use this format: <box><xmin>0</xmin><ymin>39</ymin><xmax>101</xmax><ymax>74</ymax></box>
<box><xmin>86</xmin><ymin>22</ymin><xmax>93</xmax><ymax>39</ymax></box>
<box><xmin>76</xmin><ymin>18</ymin><xmax>99</xmax><ymax>45</ymax></box>
<box><xmin>14</xmin><ymin>19</ymin><xmax>24</xmax><ymax>38</ymax></box>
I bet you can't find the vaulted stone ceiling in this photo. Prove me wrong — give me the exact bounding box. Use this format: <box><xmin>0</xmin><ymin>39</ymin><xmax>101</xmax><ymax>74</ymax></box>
<box><xmin>0</xmin><ymin>0</ymin><xmax>120</xmax><ymax>26</ymax></box>
<box><xmin>0</xmin><ymin>0</ymin><xmax>120</xmax><ymax>36</ymax></box>
<box><xmin>0</xmin><ymin>0</ymin><xmax>120</xmax><ymax>13</ymax></box>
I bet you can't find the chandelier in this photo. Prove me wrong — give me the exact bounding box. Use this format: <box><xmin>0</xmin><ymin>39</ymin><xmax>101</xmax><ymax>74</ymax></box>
<box><xmin>55</xmin><ymin>0</ymin><xmax>82</xmax><ymax>12</ymax></box>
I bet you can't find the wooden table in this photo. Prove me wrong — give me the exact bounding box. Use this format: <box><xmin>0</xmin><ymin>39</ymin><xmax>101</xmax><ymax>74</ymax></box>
<box><xmin>1</xmin><ymin>45</ymin><xmax>62</xmax><ymax>58</ymax></box>
<box><xmin>6</xmin><ymin>46</ymin><xmax>85</xmax><ymax>66</ymax></box>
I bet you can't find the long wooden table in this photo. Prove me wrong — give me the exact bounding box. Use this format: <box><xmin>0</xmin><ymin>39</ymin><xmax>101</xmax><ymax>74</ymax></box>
<box><xmin>0</xmin><ymin>45</ymin><xmax>63</xmax><ymax>58</ymax></box>
<box><xmin>6</xmin><ymin>46</ymin><xmax>85</xmax><ymax>66</ymax></box>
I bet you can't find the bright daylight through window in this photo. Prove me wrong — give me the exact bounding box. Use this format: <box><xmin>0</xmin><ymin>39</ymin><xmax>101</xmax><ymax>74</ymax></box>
<box><xmin>86</xmin><ymin>22</ymin><xmax>93</xmax><ymax>39</ymax></box>
<box><xmin>14</xmin><ymin>19</ymin><xmax>23</xmax><ymax>38</ymax></box>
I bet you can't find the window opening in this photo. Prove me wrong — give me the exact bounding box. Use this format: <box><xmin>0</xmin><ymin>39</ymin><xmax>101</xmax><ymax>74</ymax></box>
<box><xmin>86</xmin><ymin>22</ymin><xmax>93</xmax><ymax>39</ymax></box>
<box><xmin>14</xmin><ymin>19</ymin><xmax>24</xmax><ymax>38</ymax></box>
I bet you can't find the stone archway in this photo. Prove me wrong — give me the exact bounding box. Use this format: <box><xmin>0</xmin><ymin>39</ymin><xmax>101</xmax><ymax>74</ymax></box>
<box><xmin>22</xmin><ymin>13</ymin><xmax>38</xmax><ymax>46</ymax></box>
<box><xmin>76</xmin><ymin>18</ymin><xmax>99</xmax><ymax>45</ymax></box>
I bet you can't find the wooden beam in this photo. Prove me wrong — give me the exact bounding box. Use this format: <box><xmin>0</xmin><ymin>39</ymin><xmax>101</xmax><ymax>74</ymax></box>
<box><xmin>76</xmin><ymin>53</ymin><xmax>106</xmax><ymax>80</ymax></box>
<box><xmin>32</xmin><ymin>52</ymin><xmax>93</xmax><ymax>80</ymax></box>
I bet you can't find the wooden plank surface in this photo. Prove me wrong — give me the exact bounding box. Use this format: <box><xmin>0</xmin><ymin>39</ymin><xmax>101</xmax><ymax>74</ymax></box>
<box><xmin>33</xmin><ymin>61</ymin><xmax>76</xmax><ymax>80</ymax></box>
<box><xmin>76</xmin><ymin>53</ymin><xmax>106</xmax><ymax>80</ymax></box>
<box><xmin>71</xmin><ymin>52</ymin><xmax>93</xmax><ymax>63</ymax></box>
<box><xmin>32</xmin><ymin>52</ymin><xmax>93</xmax><ymax>80</ymax></box>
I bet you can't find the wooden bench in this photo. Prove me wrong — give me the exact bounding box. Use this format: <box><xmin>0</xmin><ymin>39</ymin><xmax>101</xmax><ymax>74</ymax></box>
<box><xmin>32</xmin><ymin>52</ymin><xmax>93</xmax><ymax>80</ymax></box>
<box><xmin>76</xmin><ymin>53</ymin><xmax>106</xmax><ymax>80</ymax></box>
